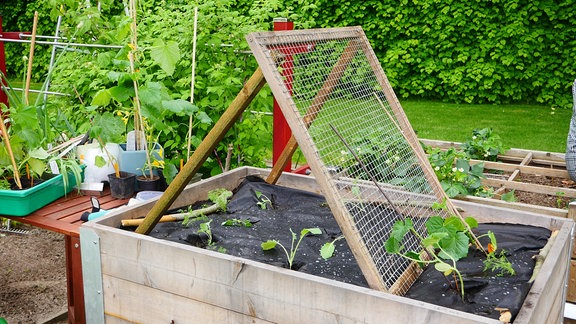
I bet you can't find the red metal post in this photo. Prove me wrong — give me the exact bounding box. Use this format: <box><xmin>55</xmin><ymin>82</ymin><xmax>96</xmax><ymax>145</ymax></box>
<box><xmin>0</xmin><ymin>15</ymin><xmax>8</xmax><ymax>108</ymax></box>
<box><xmin>272</xmin><ymin>18</ymin><xmax>294</xmax><ymax>172</ymax></box>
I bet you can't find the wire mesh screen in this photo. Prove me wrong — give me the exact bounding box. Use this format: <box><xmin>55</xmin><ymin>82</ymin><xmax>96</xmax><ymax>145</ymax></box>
<box><xmin>247</xmin><ymin>27</ymin><xmax>452</xmax><ymax>294</ymax></box>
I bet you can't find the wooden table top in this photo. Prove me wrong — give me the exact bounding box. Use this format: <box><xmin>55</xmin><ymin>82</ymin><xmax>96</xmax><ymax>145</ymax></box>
<box><xmin>3</xmin><ymin>187</ymin><xmax>131</xmax><ymax>237</ymax></box>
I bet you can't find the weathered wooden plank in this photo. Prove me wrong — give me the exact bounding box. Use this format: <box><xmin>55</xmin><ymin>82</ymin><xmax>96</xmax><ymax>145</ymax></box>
<box><xmin>514</xmin><ymin>224</ymin><xmax>572</xmax><ymax>323</ymax></box>
<box><xmin>420</xmin><ymin>139</ymin><xmax>566</xmax><ymax>166</ymax></box>
<box><xmin>471</xmin><ymin>159</ymin><xmax>570</xmax><ymax>178</ymax></box>
<box><xmin>456</xmin><ymin>195</ymin><xmax>568</xmax><ymax>218</ymax></box>
<box><xmin>102</xmin><ymin>275</ymin><xmax>274</xmax><ymax>324</ymax></box>
<box><xmin>482</xmin><ymin>177</ymin><xmax>576</xmax><ymax>199</ymax></box>
<box><xmin>568</xmin><ymin>260</ymin><xmax>576</xmax><ymax>303</ymax></box>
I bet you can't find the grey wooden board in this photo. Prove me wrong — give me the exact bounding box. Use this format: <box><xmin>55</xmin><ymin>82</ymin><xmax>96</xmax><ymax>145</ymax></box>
<box><xmin>82</xmin><ymin>167</ymin><xmax>574</xmax><ymax>323</ymax></box>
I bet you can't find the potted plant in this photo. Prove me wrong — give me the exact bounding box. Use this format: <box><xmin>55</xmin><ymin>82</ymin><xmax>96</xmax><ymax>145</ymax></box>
<box><xmin>135</xmin><ymin>143</ymin><xmax>164</xmax><ymax>192</ymax></box>
<box><xmin>0</xmin><ymin>74</ymin><xmax>83</xmax><ymax>216</ymax></box>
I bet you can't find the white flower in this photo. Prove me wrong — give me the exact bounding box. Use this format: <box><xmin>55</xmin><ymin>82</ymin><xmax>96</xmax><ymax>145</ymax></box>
<box><xmin>458</xmin><ymin>168</ymin><xmax>464</xmax><ymax>172</ymax></box>
<box><xmin>472</xmin><ymin>136</ymin><xmax>477</xmax><ymax>140</ymax></box>
<box><xmin>435</xmin><ymin>166</ymin><xmax>440</xmax><ymax>171</ymax></box>
<box><xmin>452</xmin><ymin>167</ymin><xmax>457</xmax><ymax>172</ymax></box>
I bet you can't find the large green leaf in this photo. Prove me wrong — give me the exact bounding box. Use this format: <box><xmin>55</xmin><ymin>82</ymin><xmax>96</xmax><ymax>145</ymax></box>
<box><xmin>438</xmin><ymin>231</ymin><xmax>469</xmax><ymax>261</ymax></box>
<box><xmin>161</xmin><ymin>99</ymin><xmax>197</xmax><ymax>116</ymax></box>
<box><xmin>91</xmin><ymin>89</ymin><xmax>112</xmax><ymax>107</ymax></box>
<box><xmin>91</xmin><ymin>112</ymin><xmax>125</xmax><ymax>143</ymax></box>
<box><xmin>150</xmin><ymin>39</ymin><xmax>180</xmax><ymax>76</ymax></box>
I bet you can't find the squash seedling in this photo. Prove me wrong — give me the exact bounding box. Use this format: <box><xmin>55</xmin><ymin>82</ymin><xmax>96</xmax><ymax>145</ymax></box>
<box><xmin>262</xmin><ymin>228</ymin><xmax>322</xmax><ymax>269</ymax></box>
<box><xmin>255</xmin><ymin>190</ymin><xmax>273</xmax><ymax>209</ymax></box>
<box><xmin>197</xmin><ymin>219</ymin><xmax>214</xmax><ymax>246</ymax></box>
<box><xmin>221</xmin><ymin>218</ymin><xmax>253</xmax><ymax>227</ymax></box>
<box><xmin>320</xmin><ymin>235</ymin><xmax>345</xmax><ymax>260</ymax></box>
<box><xmin>385</xmin><ymin>216</ymin><xmax>479</xmax><ymax>299</ymax></box>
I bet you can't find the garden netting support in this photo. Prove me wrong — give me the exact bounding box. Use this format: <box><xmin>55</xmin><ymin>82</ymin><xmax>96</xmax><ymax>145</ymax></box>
<box><xmin>246</xmin><ymin>26</ymin><xmax>472</xmax><ymax>294</ymax></box>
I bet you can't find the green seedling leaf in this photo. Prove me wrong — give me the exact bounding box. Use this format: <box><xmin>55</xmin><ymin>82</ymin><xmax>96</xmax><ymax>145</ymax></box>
<box><xmin>27</xmin><ymin>157</ymin><xmax>46</xmax><ymax>177</ymax></box>
<box><xmin>444</xmin><ymin>216</ymin><xmax>466</xmax><ymax>232</ymax></box>
<box><xmin>94</xmin><ymin>155</ymin><xmax>107</xmax><ymax>168</ymax></box>
<box><xmin>390</xmin><ymin>218</ymin><xmax>412</xmax><ymax>241</ymax></box>
<box><xmin>261</xmin><ymin>240</ymin><xmax>278</xmax><ymax>250</ymax></box>
<box><xmin>384</xmin><ymin>236</ymin><xmax>401</xmax><ymax>254</ymax></box>
<box><xmin>302</xmin><ymin>227</ymin><xmax>322</xmax><ymax>236</ymax></box>
<box><xmin>425</xmin><ymin>216</ymin><xmax>444</xmax><ymax>234</ymax></box>
<box><xmin>108</xmin><ymin>85</ymin><xmax>134</xmax><ymax>102</ymax></box>
<box><xmin>162</xmin><ymin>99</ymin><xmax>197</xmax><ymax>116</ymax></box>
<box><xmin>435</xmin><ymin>262</ymin><xmax>453</xmax><ymax>276</ymax></box>
<box><xmin>320</xmin><ymin>242</ymin><xmax>336</xmax><ymax>260</ymax></box>
<box><xmin>501</xmin><ymin>189</ymin><xmax>517</xmax><ymax>202</ymax></box>
<box><xmin>91</xmin><ymin>89</ymin><xmax>112</xmax><ymax>107</ymax></box>
<box><xmin>422</xmin><ymin>232</ymin><xmax>448</xmax><ymax>249</ymax></box>
<box><xmin>221</xmin><ymin>219</ymin><xmax>252</xmax><ymax>227</ymax></box>
<box><xmin>465</xmin><ymin>217</ymin><xmax>479</xmax><ymax>229</ymax></box>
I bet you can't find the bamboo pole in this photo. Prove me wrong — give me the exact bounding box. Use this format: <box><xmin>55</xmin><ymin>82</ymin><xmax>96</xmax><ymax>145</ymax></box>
<box><xmin>186</xmin><ymin>7</ymin><xmax>199</xmax><ymax>161</ymax></box>
<box><xmin>135</xmin><ymin>68</ymin><xmax>266</xmax><ymax>235</ymax></box>
<box><xmin>0</xmin><ymin>118</ymin><xmax>21</xmax><ymax>189</ymax></box>
<box><xmin>24</xmin><ymin>11</ymin><xmax>39</xmax><ymax>105</ymax></box>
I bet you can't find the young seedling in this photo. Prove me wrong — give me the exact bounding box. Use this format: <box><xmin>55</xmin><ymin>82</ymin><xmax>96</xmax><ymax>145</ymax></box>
<box><xmin>556</xmin><ymin>191</ymin><xmax>566</xmax><ymax>209</ymax></box>
<box><xmin>221</xmin><ymin>218</ymin><xmax>253</xmax><ymax>227</ymax></box>
<box><xmin>481</xmin><ymin>231</ymin><xmax>515</xmax><ymax>276</ymax></box>
<box><xmin>385</xmin><ymin>216</ymin><xmax>479</xmax><ymax>299</ymax></box>
<box><xmin>320</xmin><ymin>235</ymin><xmax>345</xmax><ymax>260</ymax></box>
<box><xmin>197</xmin><ymin>219</ymin><xmax>214</xmax><ymax>246</ymax></box>
<box><xmin>255</xmin><ymin>190</ymin><xmax>273</xmax><ymax>209</ymax></box>
<box><xmin>261</xmin><ymin>227</ymin><xmax>322</xmax><ymax>269</ymax></box>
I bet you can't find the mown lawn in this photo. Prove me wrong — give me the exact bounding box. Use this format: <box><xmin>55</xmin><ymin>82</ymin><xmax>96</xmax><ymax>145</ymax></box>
<box><xmin>401</xmin><ymin>100</ymin><xmax>570</xmax><ymax>153</ymax></box>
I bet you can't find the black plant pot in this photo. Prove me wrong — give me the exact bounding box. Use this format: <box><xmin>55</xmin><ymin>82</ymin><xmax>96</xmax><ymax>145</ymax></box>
<box><xmin>136</xmin><ymin>175</ymin><xmax>160</xmax><ymax>192</ymax></box>
<box><xmin>108</xmin><ymin>172</ymin><xmax>136</xmax><ymax>199</ymax></box>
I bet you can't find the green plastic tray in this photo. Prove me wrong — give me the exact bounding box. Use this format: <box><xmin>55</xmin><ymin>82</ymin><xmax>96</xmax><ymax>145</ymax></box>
<box><xmin>0</xmin><ymin>171</ymin><xmax>82</xmax><ymax>217</ymax></box>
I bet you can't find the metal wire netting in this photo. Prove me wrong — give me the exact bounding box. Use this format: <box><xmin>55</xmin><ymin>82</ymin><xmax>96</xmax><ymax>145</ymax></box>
<box><xmin>247</xmin><ymin>27</ymin><xmax>451</xmax><ymax>294</ymax></box>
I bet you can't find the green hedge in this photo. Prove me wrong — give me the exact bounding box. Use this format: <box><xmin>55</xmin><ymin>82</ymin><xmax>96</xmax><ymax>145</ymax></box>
<box><xmin>1</xmin><ymin>0</ymin><xmax>55</xmax><ymax>80</ymax></box>
<box><xmin>284</xmin><ymin>0</ymin><xmax>576</xmax><ymax>107</ymax></box>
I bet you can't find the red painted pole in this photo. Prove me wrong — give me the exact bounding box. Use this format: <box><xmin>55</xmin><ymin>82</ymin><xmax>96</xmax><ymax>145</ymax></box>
<box><xmin>272</xmin><ymin>18</ymin><xmax>294</xmax><ymax>172</ymax></box>
<box><xmin>0</xmin><ymin>15</ymin><xmax>8</xmax><ymax>109</ymax></box>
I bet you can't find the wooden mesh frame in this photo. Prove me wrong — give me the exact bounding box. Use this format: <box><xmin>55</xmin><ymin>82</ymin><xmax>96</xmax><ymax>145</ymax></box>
<box><xmin>247</xmin><ymin>27</ymin><xmax>453</xmax><ymax>294</ymax></box>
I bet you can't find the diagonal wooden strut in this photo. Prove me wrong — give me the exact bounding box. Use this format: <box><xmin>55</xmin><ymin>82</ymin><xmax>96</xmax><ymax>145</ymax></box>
<box><xmin>266</xmin><ymin>40</ymin><xmax>358</xmax><ymax>184</ymax></box>
<box><xmin>135</xmin><ymin>68</ymin><xmax>266</xmax><ymax>235</ymax></box>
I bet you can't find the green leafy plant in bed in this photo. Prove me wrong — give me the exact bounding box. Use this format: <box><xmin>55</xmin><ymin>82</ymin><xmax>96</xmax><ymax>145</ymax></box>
<box><xmin>385</xmin><ymin>211</ymin><xmax>514</xmax><ymax>299</ymax></box>
<box><xmin>262</xmin><ymin>228</ymin><xmax>322</xmax><ymax>270</ymax></box>
<box><xmin>461</xmin><ymin>128</ymin><xmax>508</xmax><ymax>162</ymax></box>
<box><xmin>426</xmin><ymin>146</ymin><xmax>492</xmax><ymax>198</ymax></box>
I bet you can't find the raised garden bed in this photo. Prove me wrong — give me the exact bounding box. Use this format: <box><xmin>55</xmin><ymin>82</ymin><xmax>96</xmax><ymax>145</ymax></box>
<box><xmin>81</xmin><ymin>167</ymin><xmax>573</xmax><ymax>323</ymax></box>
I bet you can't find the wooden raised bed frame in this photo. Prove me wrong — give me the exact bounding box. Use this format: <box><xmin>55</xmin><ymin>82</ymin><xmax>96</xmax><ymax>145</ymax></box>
<box><xmin>81</xmin><ymin>167</ymin><xmax>573</xmax><ymax>323</ymax></box>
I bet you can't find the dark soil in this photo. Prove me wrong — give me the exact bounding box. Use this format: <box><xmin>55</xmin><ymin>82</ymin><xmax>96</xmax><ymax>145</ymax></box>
<box><xmin>1</xmin><ymin>170</ymin><xmax>573</xmax><ymax>322</ymax></box>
